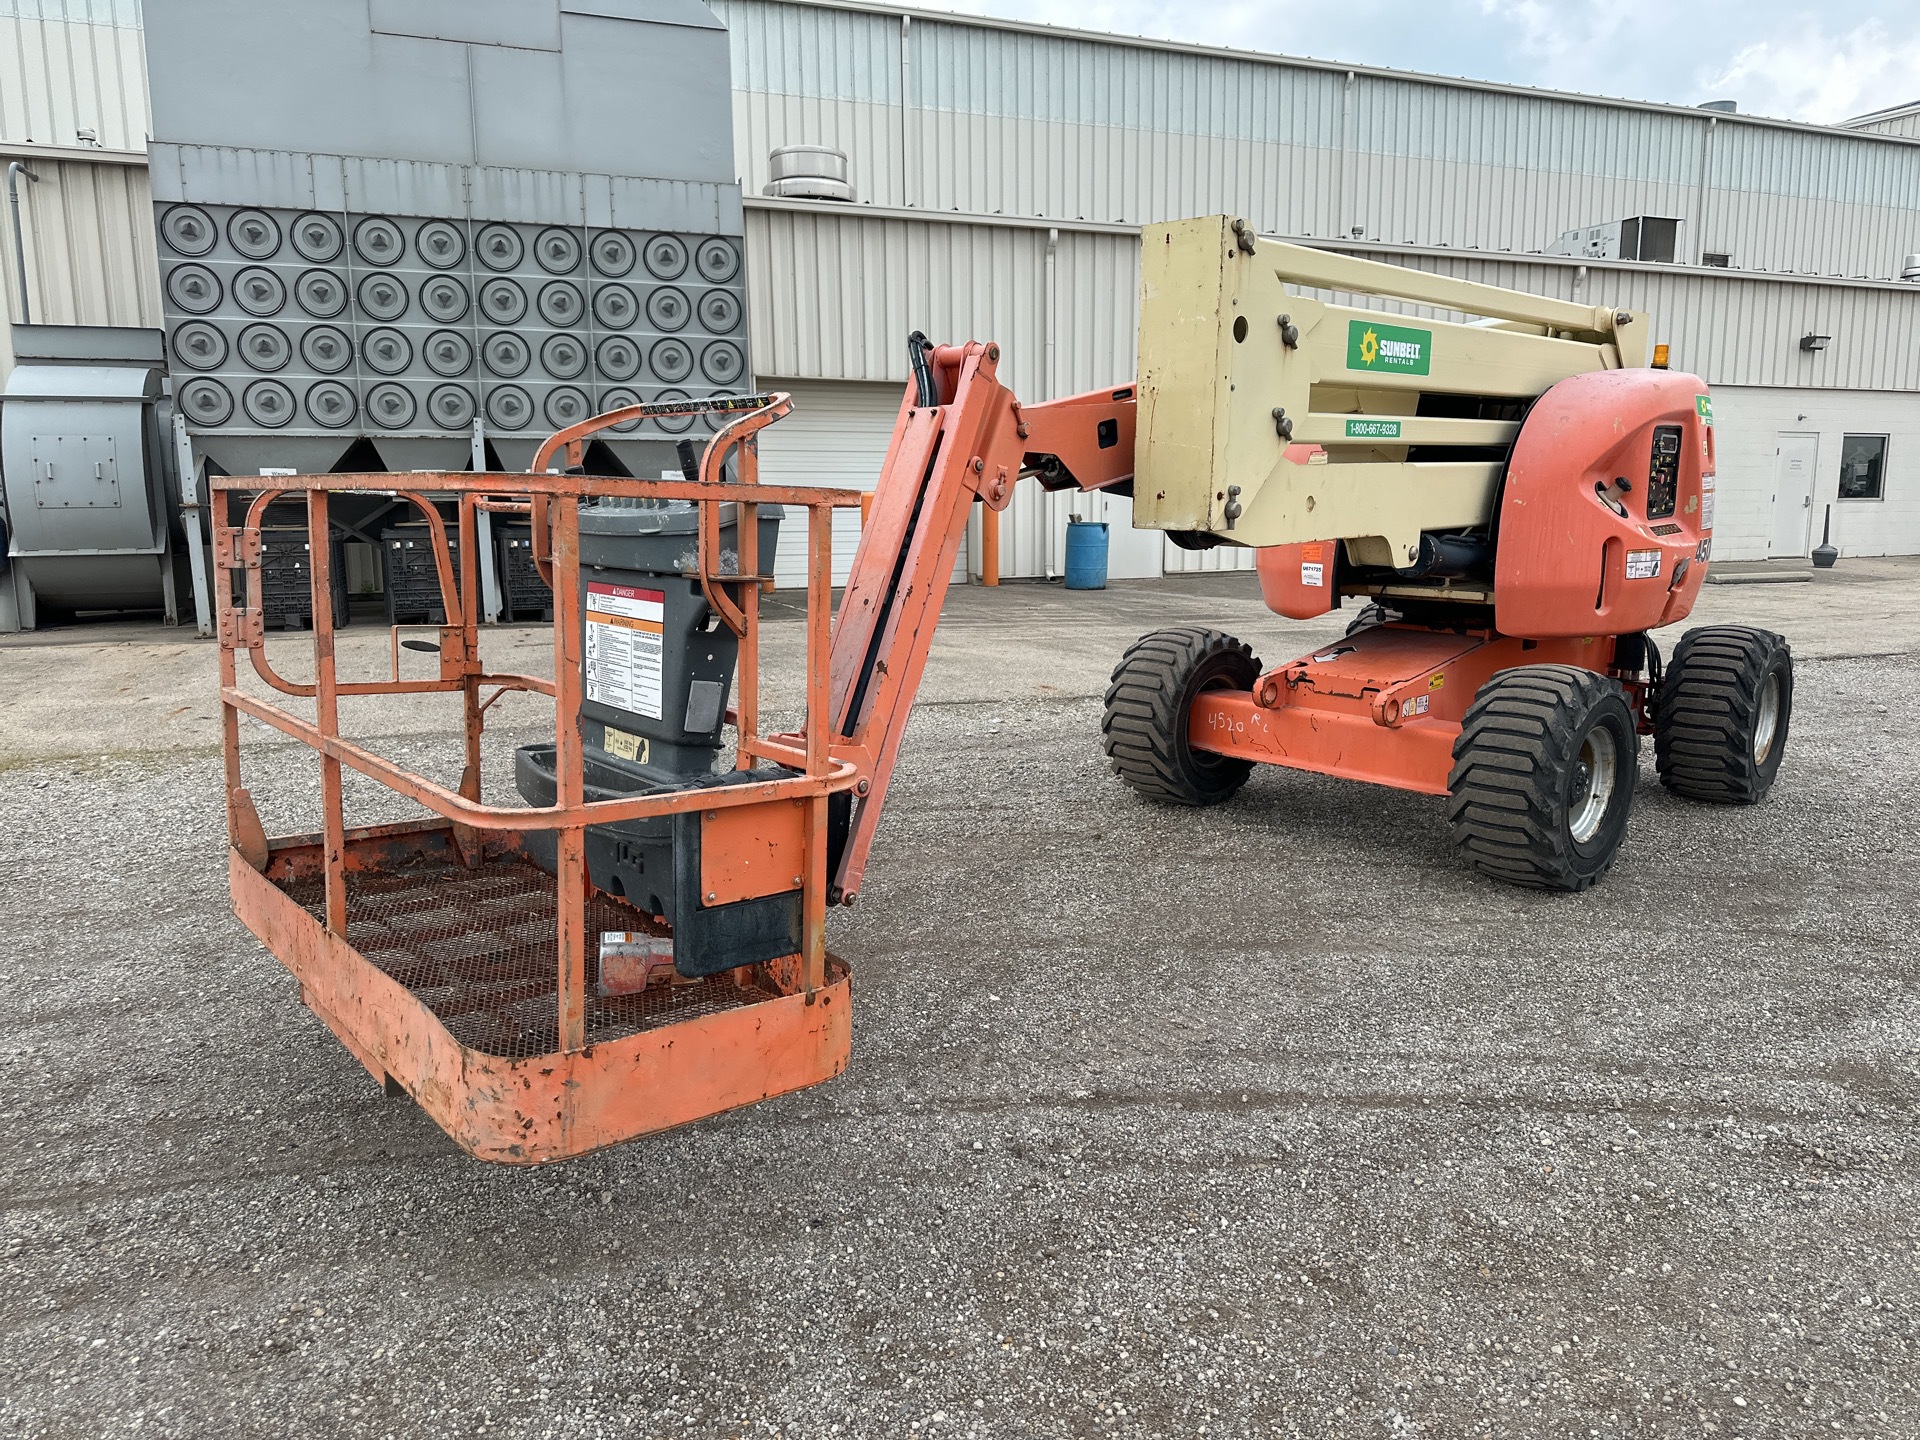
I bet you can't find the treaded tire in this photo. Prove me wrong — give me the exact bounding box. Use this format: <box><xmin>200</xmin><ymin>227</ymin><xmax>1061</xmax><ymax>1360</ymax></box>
<box><xmin>1654</xmin><ymin>625</ymin><xmax>1793</xmax><ymax>804</ymax></box>
<box><xmin>1446</xmin><ymin>664</ymin><xmax>1639</xmax><ymax>892</ymax></box>
<box><xmin>1102</xmin><ymin>627</ymin><xmax>1260</xmax><ymax>806</ymax></box>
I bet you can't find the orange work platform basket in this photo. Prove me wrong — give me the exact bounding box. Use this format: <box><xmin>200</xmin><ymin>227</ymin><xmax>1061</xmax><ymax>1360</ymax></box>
<box><xmin>215</xmin><ymin>394</ymin><xmax>862</xmax><ymax>1163</ymax></box>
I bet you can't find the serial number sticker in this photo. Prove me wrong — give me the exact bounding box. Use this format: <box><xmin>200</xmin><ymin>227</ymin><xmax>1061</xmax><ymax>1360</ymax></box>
<box><xmin>584</xmin><ymin>582</ymin><xmax>665</xmax><ymax>719</ymax></box>
<box><xmin>1301</xmin><ymin>561</ymin><xmax>1325</xmax><ymax>587</ymax></box>
<box><xmin>1626</xmin><ymin>549</ymin><xmax>1662</xmax><ymax>580</ymax></box>
<box><xmin>602</xmin><ymin>727</ymin><xmax>649</xmax><ymax>764</ymax></box>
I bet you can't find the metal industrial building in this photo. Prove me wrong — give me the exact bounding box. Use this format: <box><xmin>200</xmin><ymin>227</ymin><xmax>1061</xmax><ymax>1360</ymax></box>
<box><xmin>3</xmin><ymin>0</ymin><xmax>1919</xmax><ymax>596</ymax></box>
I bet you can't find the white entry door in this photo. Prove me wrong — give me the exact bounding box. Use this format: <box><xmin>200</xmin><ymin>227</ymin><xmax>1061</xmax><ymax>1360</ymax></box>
<box><xmin>1770</xmin><ymin>433</ymin><xmax>1818</xmax><ymax>557</ymax></box>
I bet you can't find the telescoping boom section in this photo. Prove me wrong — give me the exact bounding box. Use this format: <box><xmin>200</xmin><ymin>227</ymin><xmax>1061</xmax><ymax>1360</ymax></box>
<box><xmin>219</xmin><ymin>218</ymin><xmax>1787</xmax><ymax>1161</ymax></box>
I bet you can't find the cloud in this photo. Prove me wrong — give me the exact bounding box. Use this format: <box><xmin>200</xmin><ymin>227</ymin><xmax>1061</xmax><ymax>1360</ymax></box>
<box><xmin>1701</xmin><ymin>19</ymin><xmax>1920</xmax><ymax>123</ymax></box>
<box><xmin>924</xmin><ymin>0</ymin><xmax>1920</xmax><ymax>124</ymax></box>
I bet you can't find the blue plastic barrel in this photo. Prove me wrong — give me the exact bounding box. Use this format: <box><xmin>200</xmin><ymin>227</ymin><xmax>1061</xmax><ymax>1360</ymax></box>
<box><xmin>1064</xmin><ymin>518</ymin><xmax>1110</xmax><ymax>590</ymax></box>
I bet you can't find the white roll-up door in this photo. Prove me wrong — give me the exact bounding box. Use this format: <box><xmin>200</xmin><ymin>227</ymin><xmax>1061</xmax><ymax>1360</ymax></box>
<box><xmin>754</xmin><ymin>379</ymin><xmax>968</xmax><ymax>590</ymax></box>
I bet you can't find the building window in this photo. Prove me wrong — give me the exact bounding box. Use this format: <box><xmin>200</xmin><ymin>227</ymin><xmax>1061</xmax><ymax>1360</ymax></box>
<box><xmin>1838</xmin><ymin>435</ymin><xmax>1887</xmax><ymax>500</ymax></box>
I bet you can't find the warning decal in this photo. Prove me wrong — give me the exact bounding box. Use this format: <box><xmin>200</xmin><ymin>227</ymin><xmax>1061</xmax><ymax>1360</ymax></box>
<box><xmin>1625</xmin><ymin>549</ymin><xmax>1661</xmax><ymax>580</ymax></box>
<box><xmin>585</xmin><ymin>582</ymin><xmax>665</xmax><ymax>719</ymax></box>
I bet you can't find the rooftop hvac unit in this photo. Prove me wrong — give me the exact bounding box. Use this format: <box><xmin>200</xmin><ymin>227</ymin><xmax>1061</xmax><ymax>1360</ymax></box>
<box><xmin>1546</xmin><ymin>216</ymin><xmax>1681</xmax><ymax>264</ymax></box>
<box><xmin>763</xmin><ymin>146</ymin><xmax>854</xmax><ymax>202</ymax></box>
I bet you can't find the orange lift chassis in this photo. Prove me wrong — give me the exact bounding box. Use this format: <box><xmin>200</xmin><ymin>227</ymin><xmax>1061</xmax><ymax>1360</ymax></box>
<box><xmin>218</xmin><ymin>216</ymin><xmax>1793</xmax><ymax>1161</ymax></box>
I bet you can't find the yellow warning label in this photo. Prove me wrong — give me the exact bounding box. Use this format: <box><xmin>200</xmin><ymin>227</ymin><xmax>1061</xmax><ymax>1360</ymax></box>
<box><xmin>603</xmin><ymin>727</ymin><xmax>649</xmax><ymax>764</ymax></box>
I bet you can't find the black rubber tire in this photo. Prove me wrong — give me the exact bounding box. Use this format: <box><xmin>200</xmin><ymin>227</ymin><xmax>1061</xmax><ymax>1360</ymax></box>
<box><xmin>1446</xmin><ymin>664</ymin><xmax>1640</xmax><ymax>892</ymax></box>
<box><xmin>1654</xmin><ymin>625</ymin><xmax>1793</xmax><ymax>804</ymax></box>
<box><xmin>1102</xmin><ymin>627</ymin><xmax>1261</xmax><ymax>806</ymax></box>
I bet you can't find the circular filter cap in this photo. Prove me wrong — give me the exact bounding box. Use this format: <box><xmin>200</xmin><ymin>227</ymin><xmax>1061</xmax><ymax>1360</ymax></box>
<box><xmin>535</xmin><ymin>227</ymin><xmax>582</xmax><ymax>274</ymax></box>
<box><xmin>353</xmin><ymin>216</ymin><xmax>405</xmax><ymax>266</ymax></box>
<box><xmin>420</xmin><ymin>274</ymin><xmax>471</xmax><ymax>323</ymax></box>
<box><xmin>645</xmin><ymin>285</ymin><xmax>690</xmax><ymax>332</ymax></box>
<box><xmin>300</xmin><ymin>325</ymin><xmax>353</xmax><ymax>374</ymax></box>
<box><xmin>596</xmin><ymin>335</ymin><xmax>641</xmax><ymax>380</ymax></box>
<box><xmin>171</xmin><ymin>320</ymin><xmax>227</xmax><ymax>371</ymax></box>
<box><xmin>599</xmin><ymin>386</ymin><xmax>643</xmax><ymax>432</ymax></box>
<box><xmin>695</xmin><ymin>236</ymin><xmax>740</xmax><ymax>283</ymax></box>
<box><xmin>415</xmin><ymin>219</ymin><xmax>467</xmax><ymax>269</ymax></box>
<box><xmin>649</xmin><ymin>337</ymin><xmax>693</xmax><ymax>382</ymax></box>
<box><xmin>227</xmin><ymin>209</ymin><xmax>282</xmax><ymax>260</ymax></box>
<box><xmin>544</xmin><ymin>385</ymin><xmax>593</xmax><ymax>430</ymax></box>
<box><xmin>475</xmin><ymin>223</ymin><xmax>524</xmax><ymax>272</ymax></box>
<box><xmin>305</xmin><ymin>380</ymin><xmax>358</xmax><ymax>429</ymax></box>
<box><xmin>365</xmin><ymin>381</ymin><xmax>418</xmax><ymax>429</ymax></box>
<box><xmin>698</xmin><ymin>288</ymin><xmax>742</xmax><ymax>333</ymax></box>
<box><xmin>537</xmin><ymin>280</ymin><xmax>584</xmax><ymax>327</ymax></box>
<box><xmin>593</xmin><ymin>283</ymin><xmax>638</xmax><ymax>330</ymax></box>
<box><xmin>643</xmin><ymin>234</ymin><xmax>689</xmax><ymax>279</ymax></box>
<box><xmin>294</xmin><ymin>269</ymin><xmax>349</xmax><ymax>319</ymax></box>
<box><xmin>161</xmin><ymin>204</ymin><xmax>217</xmax><ymax>257</ymax></box>
<box><xmin>478</xmin><ymin>277</ymin><xmax>527</xmax><ymax>326</ymax></box>
<box><xmin>361</xmin><ymin>327</ymin><xmax>413</xmax><ymax>376</ymax></box>
<box><xmin>700</xmin><ymin>339</ymin><xmax>746</xmax><ymax>386</ymax></box>
<box><xmin>486</xmin><ymin>385</ymin><xmax>535</xmax><ymax>431</ymax></box>
<box><xmin>237</xmin><ymin>323</ymin><xmax>292</xmax><ymax>372</ymax></box>
<box><xmin>291</xmin><ymin>212</ymin><xmax>346</xmax><ymax>263</ymax></box>
<box><xmin>233</xmin><ymin>266</ymin><xmax>287</xmax><ymax>317</ymax></box>
<box><xmin>541</xmin><ymin>333</ymin><xmax>588</xmax><ymax>379</ymax></box>
<box><xmin>590</xmin><ymin>231</ymin><xmax>636</xmax><ymax>277</ymax></box>
<box><xmin>165</xmin><ymin>263</ymin><xmax>221</xmax><ymax>314</ymax></box>
<box><xmin>179</xmin><ymin>377</ymin><xmax>234</xmax><ymax>426</ymax></box>
<box><xmin>242</xmin><ymin>379</ymin><xmax>297</xmax><ymax>428</ymax></box>
<box><xmin>427</xmin><ymin>384</ymin><xmax>476</xmax><ymax>430</ymax></box>
<box><xmin>357</xmin><ymin>273</ymin><xmax>410</xmax><ymax>322</ymax></box>
<box><xmin>424</xmin><ymin>329</ymin><xmax>473</xmax><ymax>377</ymax></box>
<box><xmin>482</xmin><ymin>331</ymin><xmax>531</xmax><ymax>377</ymax></box>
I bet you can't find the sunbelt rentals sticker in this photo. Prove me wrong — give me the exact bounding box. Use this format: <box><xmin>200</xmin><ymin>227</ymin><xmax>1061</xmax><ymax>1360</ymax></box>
<box><xmin>1348</xmin><ymin>320</ymin><xmax>1432</xmax><ymax>376</ymax></box>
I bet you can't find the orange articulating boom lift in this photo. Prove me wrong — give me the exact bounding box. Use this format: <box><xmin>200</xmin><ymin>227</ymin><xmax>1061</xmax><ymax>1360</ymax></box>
<box><xmin>219</xmin><ymin>216</ymin><xmax>1792</xmax><ymax>1161</ymax></box>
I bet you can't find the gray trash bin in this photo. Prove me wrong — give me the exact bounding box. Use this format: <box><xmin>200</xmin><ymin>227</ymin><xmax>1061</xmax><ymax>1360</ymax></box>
<box><xmin>515</xmin><ymin>499</ymin><xmax>805</xmax><ymax>975</ymax></box>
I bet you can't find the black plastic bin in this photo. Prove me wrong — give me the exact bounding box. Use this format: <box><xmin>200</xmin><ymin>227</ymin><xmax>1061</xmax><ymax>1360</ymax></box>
<box><xmin>495</xmin><ymin>522</ymin><xmax>553</xmax><ymax>623</ymax></box>
<box><xmin>259</xmin><ymin>526</ymin><xmax>350</xmax><ymax>631</ymax></box>
<box><xmin>381</xmin><ymin>524</ymin><xmax>461</xmax><ymax>625</ymax></box>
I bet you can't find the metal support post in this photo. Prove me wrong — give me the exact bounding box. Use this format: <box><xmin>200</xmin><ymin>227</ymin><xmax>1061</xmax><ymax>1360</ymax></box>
<box><xmin>174</xmin><ymin>413</ymin><xmax>215</xmax><ymax>638</ymax></box>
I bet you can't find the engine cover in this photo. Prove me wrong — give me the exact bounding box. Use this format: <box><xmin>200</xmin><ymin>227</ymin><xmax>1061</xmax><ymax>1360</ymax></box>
<box><xmin>1495</xmin><ymin>368</ymin><xmax>1714</xmax><ymax>638</ymax></box>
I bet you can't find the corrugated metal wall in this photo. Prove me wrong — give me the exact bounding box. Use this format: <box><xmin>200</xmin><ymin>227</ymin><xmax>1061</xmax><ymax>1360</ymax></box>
<box><xmin>1847</xmin><ymin>109</ymin><xmax>1920</xmax><ymax>140</ymax></box>
<box><xmin>715</xmin><ymin>0</ymin><xmax>1920</xmax><ymax>282</ymax></box>
<box><xmin>0</xmin><ymin>0</ymin><xmax>147</xmax><ymax>150</ymax></box>
<box><xmin>0</xmin><ymin>154</ymin><xmax>161</xmax><ymax>384</ymax></box>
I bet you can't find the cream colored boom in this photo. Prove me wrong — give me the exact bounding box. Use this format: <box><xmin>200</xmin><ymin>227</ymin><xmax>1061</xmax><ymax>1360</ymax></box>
<box><xmin>1133</xmin><ymin>215</ymin><xmax>1647</xmax><ymax>566</ymax></box>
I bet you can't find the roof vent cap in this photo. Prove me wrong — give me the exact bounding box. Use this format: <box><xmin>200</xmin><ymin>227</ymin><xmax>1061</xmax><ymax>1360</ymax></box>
<box><xmin>764</xmin><ymin>145</ymin><xmax>854</xmax><ymax>202</ymax></box>
<box><xmin>1902</xmin><ymin>254</ymin><xmax>1920</xmax><ymax>282</ymax></box>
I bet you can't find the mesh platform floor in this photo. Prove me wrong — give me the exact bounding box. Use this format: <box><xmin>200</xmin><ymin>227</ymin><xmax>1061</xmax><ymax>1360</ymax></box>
<box><xmin>281</xmin><ymin>854</ymin><xmax>782</xmax><ymax>1059</ymax></box>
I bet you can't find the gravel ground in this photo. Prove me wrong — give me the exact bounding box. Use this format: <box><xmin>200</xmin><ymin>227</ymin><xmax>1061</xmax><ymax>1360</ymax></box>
<box><xmin>1</xmin><ymin>570</ymin><xmax>1916</xmax><ymax>1439</ymax></box>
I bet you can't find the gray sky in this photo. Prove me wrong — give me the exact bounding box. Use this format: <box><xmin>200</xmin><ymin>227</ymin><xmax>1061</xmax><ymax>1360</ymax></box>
<box><xmin>935</xmin><ymin>0</ymin><xmax>1920</xmax><ymax>125</ymax></box>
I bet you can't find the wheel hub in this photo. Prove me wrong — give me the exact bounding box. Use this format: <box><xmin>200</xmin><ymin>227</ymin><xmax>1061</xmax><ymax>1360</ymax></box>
<box><xmin>1569</xmin><ymin>726</ymin><xmax>1617</xmax><ymax>845</ymax></box>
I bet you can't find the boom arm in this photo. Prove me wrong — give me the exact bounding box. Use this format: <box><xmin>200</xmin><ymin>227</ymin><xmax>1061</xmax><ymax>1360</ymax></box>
<box><xmin>762</xmin><ymin>340</ymin><xmax>1133</xmax><ymax>904</ymax></box>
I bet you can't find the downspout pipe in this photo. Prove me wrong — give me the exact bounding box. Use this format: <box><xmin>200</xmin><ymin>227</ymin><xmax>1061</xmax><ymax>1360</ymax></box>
<box><xmin>8</xmin><ymin>161</ymin><xmax>39</xmax><ymax>324</ymax></box>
